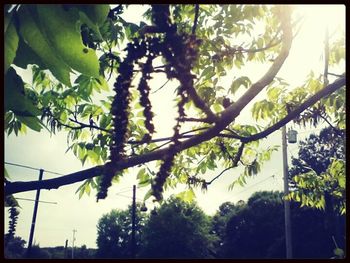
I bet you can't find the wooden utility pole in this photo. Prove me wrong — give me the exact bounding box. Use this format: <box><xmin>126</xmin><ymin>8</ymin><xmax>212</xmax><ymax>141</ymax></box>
<box><xmin>131</xmin><ymin>185</ymin><xmax>136</xmax><ymax>258</ymax></box>
<box><xmin>26</xmin><ymin>169</ymin><xmax>44</xmax><ymax>258</ymax></box>
<box><xmin>282</xmin><ymin>126</ymin><xmax>293</xmax><ymax>258</ymax></box>
<box><xmin>72</xmin><ymin>229</ymin><xmax>77</xmax><ymax>259</ymax></box>
<box><xmin>64</xmin><ymin>239</ymin><xmax>68</xmax><ymax>258</ymax></box>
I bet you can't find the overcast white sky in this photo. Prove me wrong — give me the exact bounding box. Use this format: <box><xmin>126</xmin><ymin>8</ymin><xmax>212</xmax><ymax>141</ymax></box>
<box><xmin>4</xmin><ymin>5</ymin><xmax>345</xmax><ymax>249</ymax></box>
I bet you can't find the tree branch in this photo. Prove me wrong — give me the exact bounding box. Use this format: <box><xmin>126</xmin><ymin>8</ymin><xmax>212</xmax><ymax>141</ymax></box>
<box><xmin>206</xmin><ymin>142</ymin><xmax>245</xmax><ymax>185</ymax></box>
<box><xmin>191</xmin><ymin>4</ymin><xmax>200</xmax><ymax>35</ymax></box>
<box><xmin>66</xmin><ymin>118</ymin><xmax>111</xmax><ymax>133</ymax></box>
<box><xmin>187</xmin><ymin>85</ymin><xmax>218</xmax><ymax>122</ymax></box>
<box><xmin>240</xmin><ymin>76</ymin><xmax>345</xmax><ymax>143</ymax></box>
<box><xmin>5</xmin><ymin>6</ymin><xmax>294</xmax><ymax>195</ymax></box>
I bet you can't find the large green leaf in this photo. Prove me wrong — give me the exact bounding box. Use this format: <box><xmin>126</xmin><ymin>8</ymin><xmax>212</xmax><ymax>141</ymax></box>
<box><xmin>17</xmin><ymin>5</ymin><xmax>72</xmax><ymax>86</ymax></box>
<box><xmin>15</xmin><ymin>115</ymin><xmax>43</xmax><ymax>132</ymax></box>
<box><xmin>76</xmin><ymin>5</ymin><xmax>110</xmax><ymax>26</ymax></box>
<box><xmin>4</xmin><ymin>13</ymin><xmax>19</xmax><ymax>74</ymax></box>
<box><xmin>36</xmin><ymin>5</ymin><xmax>100</xmax><ymax>78</ymax></box>
<box><xmin>73</xmin><ymin>5</ymin><xmax>110</xmax><ymax>38</ymax></box>
<box><xmin>13</xmin><ymin>37</ymin><xmax>46</xmax><ymax>70</ymax></box>
<box><xmin>5</xmin><ymin>67</ymin><xmax>41</xmax><ymax>117</ymax></box>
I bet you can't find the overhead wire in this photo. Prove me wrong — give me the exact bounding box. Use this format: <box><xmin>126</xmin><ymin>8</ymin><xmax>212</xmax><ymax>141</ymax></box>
<box><xmin>5</xmin><ymin>161</ymin><xmax>64</xmax><ymax>176</ymax></box>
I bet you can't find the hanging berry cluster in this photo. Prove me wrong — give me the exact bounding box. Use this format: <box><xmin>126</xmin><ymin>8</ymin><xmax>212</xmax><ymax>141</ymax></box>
<box><xmin>151</xmin><ymin>5</ymin><xmax>201</xmax><ymax>200</ymax></box>
<box><xmin>5</xmin><ymin>206</ymin><xmax>19</xmax><ymax>242</ymax></box>
<box><xmin>97</xmin><ymin>38</ymin><xmax>148</xmax><ymax>200</ymax></box>
<box><xmin>97</xmin><ymin>4</ymin><xmax>201</xmax><ymax>201</ymax></box>
<box><xmin>137</xmin><ymin>55</ymin><xmax>156</xmax><ymax>141</ymax></box>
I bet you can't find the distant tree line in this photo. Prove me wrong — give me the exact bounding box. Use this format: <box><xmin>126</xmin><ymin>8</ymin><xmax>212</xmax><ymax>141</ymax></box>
<box><xmin>4</xmin><ymin>190</ymin><xmax>345</xmax><ymax>259</ymax></box>
<box><xmin>95</xmin><ymin>191</ymin><xmax>345</xmax><ymax>259</ymax></box>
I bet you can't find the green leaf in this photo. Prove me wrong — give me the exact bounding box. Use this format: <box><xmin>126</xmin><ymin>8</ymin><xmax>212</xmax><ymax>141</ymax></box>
<box><xmin>267</xmin><ymin>86</ymin><xmax>282</xmax><ymax>102</ymax></box>
<box><xmin>176</xmin><ymin>188</ymin><xmax>195</xmax><ymax>203</ymax></box>
<box><xmin>137</xmin><ymin>168</ymin><xmax>146</xmax><ymax>180</ymax></box>
<box><xmin>230</xmin><ymin>76</ymin><xmax>251</xmax><ymax>95</ymax></box>
<box><xmin>143</xmin><ymin>189</ymin><xmax>153</xmax><ymax>201</ymax></box>
<box><xmin>334</xmin><ymin>248</ymin><xmax>344</xmax><ymax>258</ymax></box>
<box><xmin>17</xmin><ymin>5</ymin><xmax>72</xmax><ymax>86</ymax></box>
<box><xmin>5</xmin><ymin>167</ymin><xmax>10</xmax><ymax>179</ymax></box>
<box><xmin>4</xmin><ymin>13</ymin><xmax>19</xmax><ymax>74</ymax></box>
<box><xmin>37</xmin><ymin>5</ymin><xmax>100</xmax><ymax>78</ymax></box>
<box><xmin>13</xmin><ymin>37</ymin><xmax>46</xmax><ymax>70</ymax></box>
<box><xmin>5</xmin><ymin>68</ymin><xmax>41</xmax><ymax>117</ymax></box>
<box><xmin>75</xmin><ymin>4</ymin><xmax>110</xmax><ymax>26</ymax></box>
<box><xmin>16</xmin><ymin>116</ymin><xmax>43</xmax><ymax>132</ymax></box>
<box><xmin>200</xmin><ymin>66</ymin><xmax>214</xmax><ymax>80</ymax></box>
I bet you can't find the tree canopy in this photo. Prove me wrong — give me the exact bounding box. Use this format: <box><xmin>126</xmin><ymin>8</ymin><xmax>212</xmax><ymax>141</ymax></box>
<box><xmin>92</xmin><ymin>192</ymin><xmax>345</xmax><ymax>259</ymax></box>
<box><xmin>96</xmin><ymin>204</ymin><xmax>147</xmax><ymax>258</ymax></box>
<box><xmin>4</xmin><ymin>5</ymin><xmax>345</xmax><ymax>210</ymax></box>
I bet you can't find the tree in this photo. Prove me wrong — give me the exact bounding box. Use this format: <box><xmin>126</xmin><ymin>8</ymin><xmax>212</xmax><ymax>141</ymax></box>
<box><xmin>139</xmin><ymin>197</ymin><xmax>216</xmax><ymax>258</ymax></box>
<box><xmin>96</xmin><ymin>204</ymin><xmax>147</xmax><ymax>258</ymax></box>
<box><xmin>222</xmin><ymin>191</ymin><xmax>285</xmax><ymax>258</ymax></box>
<box><xmin>4</xmin><ymin>235</ymin><xmax>26</xmax><ymax>259</ymax></box>
<box><xmin>210</xmin><ymin>201</ymin><xmax>243</xmax><ymax>254</ymax></box>
<box><xmin>218</xmin><ymin>191</ymin><xmax>345</xmax><ymax>259</ymax></box>
<box><xmin>288</xmin><ymin>126</ymin><xmax>345</xmax><ymax>213</ymax></box>
<box><xmin>4</xmin><ymin>5</ymin><xmax>345</xmax><ymax>209</ymax></box>
<box><xmin>287</xmin><ymin>126</ymin><xmax>346</xmax><ymax>255</ymax></box>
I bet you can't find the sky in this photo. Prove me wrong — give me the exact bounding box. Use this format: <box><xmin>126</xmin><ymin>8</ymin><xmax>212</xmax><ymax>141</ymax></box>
<box><xmin>4</xmin><ymin>5</ymin><xmax>345</xmax><ymax>249</ymax></box>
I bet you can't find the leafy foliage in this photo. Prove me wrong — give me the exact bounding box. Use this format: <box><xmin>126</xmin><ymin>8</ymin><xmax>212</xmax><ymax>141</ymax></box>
<box><xmin>215</xmin><ymin>191</ymin><xmax>345</xmax><ymax>259</ymax></box>
<box><xmin>4</xmin><ymin>4</ymin><xmax>345</xmax><ymax>207</ymax></box>
<box><xmin>96</xmin><ymin>204</ymin><xmax>147</xmax><ymax>258</ymax></box>
<box><xmin>139</xmin><ymin>197</ymin><xmax>217</xmax><ymax>258</ymax></box>
<box><xmin>287</xmin><ymin>127</ymin><xmax>345</xmax><ymax>214</ymax></box>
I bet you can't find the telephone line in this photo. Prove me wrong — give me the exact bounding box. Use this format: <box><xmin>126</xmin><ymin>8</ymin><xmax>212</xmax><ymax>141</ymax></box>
<box><xmin>5</xmin><ymin>161</ymin><xmax>65</xmax><ymax>176</ymax></box>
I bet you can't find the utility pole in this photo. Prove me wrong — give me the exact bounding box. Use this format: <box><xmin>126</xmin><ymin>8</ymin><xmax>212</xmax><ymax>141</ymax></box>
<box><xmin>131</xmin><ymin>185</ymin><xmax>136</xmax><ymax>258</ymax></box>
<box><xmin>64</xmin><ymin>239</ymin><xmax>68</xmax><ymax>259</ymax></box>
<box><xmin>282</xmin><ymin>126</ymin><xmax>293</xmax><ymax>258</ymax></box>
<box><xmin>72</xmin><ymin>229</ymin><xmax>77</xmax><ymax>259</ymax></box>
<box><xmin>26</xmin><ymin>169</ymin><xmax>44</xmax><ymax>258</ymax></box>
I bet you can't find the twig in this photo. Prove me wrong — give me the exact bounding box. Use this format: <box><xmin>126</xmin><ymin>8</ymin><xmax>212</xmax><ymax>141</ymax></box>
<box><xmin>318</xmin><ymin>113</ymin><xmax>343</xmax><ymax>136</ymax></box>
<box><xmin>192</xmin><ymin>4</ymin><xmax>200</xmax><ymax>35</ymax></box>
<box><xmin>152</xmin><ymin>79</ymin><xmax>170</xmax><ymax>94</ymax></box>
<box><xmin>328</xmin><ymin>72</ymin><xmax>344</xmax><ymax>78</ymax></box>
<box><xmin>323</xmin><ymin>28</ymin><xmax>329</xmax><ymax>87</ymax></box>
<box><xmin>206</xmin><ymin>142</ymin><xmax>245</xmax><ymax>185</ymax></box>
<box><xmin>67</xmin><ymin>118</ymin><xmax>111</xmax><ymax>133</ymax></box>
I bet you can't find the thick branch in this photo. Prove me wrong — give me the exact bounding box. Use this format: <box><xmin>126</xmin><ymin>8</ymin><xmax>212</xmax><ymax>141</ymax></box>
<box><xmin>5</xmin><ymin>7</ymin><xmax>293</xmax><ymax>195</ymax></box>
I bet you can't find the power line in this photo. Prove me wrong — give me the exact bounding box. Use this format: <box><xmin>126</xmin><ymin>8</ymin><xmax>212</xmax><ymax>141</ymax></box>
<box><xmin>234</xmin><ymin>175</ymin><xmax>276</xmax><ymax>196</ymax></box>
<box><xmin>5</xmin><ymin>161</ymin><xmax>64</xmax><ymax>176</ymax></box>
<box><xmin>15</xmin><ymin>197</ymin><xmax>58</xmax><ymax>205</ymax></box>
<box><xmin>116</xmin><ymin>193</ymin><xmax>143</xmax><ymax>202</ymax></box>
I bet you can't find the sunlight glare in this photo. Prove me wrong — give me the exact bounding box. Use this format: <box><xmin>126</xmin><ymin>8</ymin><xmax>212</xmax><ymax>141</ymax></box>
<box><xmin>296</xmin><ymin>5</ymin><xmax>345</xmax><ymax>38</ymax></box>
